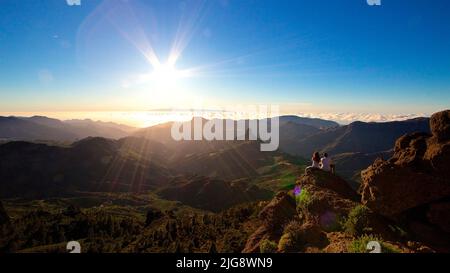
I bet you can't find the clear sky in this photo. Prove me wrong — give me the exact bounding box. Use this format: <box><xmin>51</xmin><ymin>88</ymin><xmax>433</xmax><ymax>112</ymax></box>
<box><xmin>0</xmin><ymin>0</ymin><xmax>449</xmax><ymax>126</ymax></box>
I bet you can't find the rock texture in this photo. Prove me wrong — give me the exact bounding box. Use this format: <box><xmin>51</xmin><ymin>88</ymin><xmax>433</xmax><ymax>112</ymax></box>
<box><xmin>361</xmin><ymin>110</ymin><xmax>450</xmax><ymax>249</ymax></box>
<box><xmin>296</xmin><ymin>169</ymin><xmax>359</xmax><ymax>230</ymax></box>
<box><xmin>244</xmin><ymin>169</ymin><xmax>360</xmax><ymax>253</ymax></box>
<box><xmin>243</xmin><ymin>168</ymin><xmax>407</xmax><ymax>253</ymax></box>
<box><xmin>361</xmin><ymin>110</ymin><xmax>450</xmax><ymax>217</ymax></box>
<box><xmin>242</xmin><ymin>191</ymin><xmax>297</xmax><ymax>253</ymax></box>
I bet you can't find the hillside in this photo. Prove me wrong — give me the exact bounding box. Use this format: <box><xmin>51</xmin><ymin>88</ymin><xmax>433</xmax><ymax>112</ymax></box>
<box><xmin>0</xmin><ymin>116</ymin><xmax>78</xmax><ymax>141</ymax></box>
<box><xmin>0</xmin><ymin>136</ymin><xmax>276</xmax><ymax>204</ymax></box>
<box><xmin>0</xmin><ymin>137</ymin><xmax>171</xmax><ymax>198</ymax></box>
<box><xmin>279</xmin><ymin>115</ymin><xmax>339</xmax><ymax>129</ymax></box>
<box><xmin>157</xmin><ymin>176</ymin><xmax>272</xmax><ymax>212</ymax></box>
<box><xmin>290</xmin><ymin>117</ymin><xmax>430</xmax><ymax>158</ymax></box>
<box><xmin>0</xmin><ymin>116</ymin><xmax>136</xmax><ymax>141</ymax></box>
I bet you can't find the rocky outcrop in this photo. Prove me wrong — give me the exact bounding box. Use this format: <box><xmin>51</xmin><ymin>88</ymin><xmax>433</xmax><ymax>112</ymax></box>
<box><xmin>301</xmin><ymin>168</ymin><xmax>359</xmax><ymax>201</ymax></box>
<box><xmin>430</xmin><ymin>110</ymin><xmax>450</xmax><ymax>141</ymax></box>
<box><xmin>361</xmin><ymin>110</ymin><xmax>450</xmax><ymax>249</ymax></box>
<box><xmin>243</xmin><ymin>170</ymin><xmax>359</xmax><ymax>253</ymax></box>
<box><xmin>244</xmin><ymin>168</ymin><xmax>405</xmax><ymax>253</ymax></box>
<box><xmin>296</xmin><ymin>169</ymin><xmax>359</xmax><ymax>231</ymax></box>
<box><xmin>244</xmin><ymin>168</ymin><xmax>400</xmax><ymax>253</ymax></box>
<box><xmin>242</xmin><ymin>191</ymin><xmax>297</xmax><ymax>253</ymax></box>
<box><xmin>361</xmin><ymin>110</ymin><xmax>450</xmax><ymax>217</ymax></box>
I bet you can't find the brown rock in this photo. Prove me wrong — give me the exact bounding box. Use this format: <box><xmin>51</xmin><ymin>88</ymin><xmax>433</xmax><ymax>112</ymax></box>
<box><xmin>242</xmin><ymin>225</ymin><xmax>274</xmax><ymax>253</ymax></box>
<box><xmin>258</xmin><ymin>191</ymin><xmax>297</xmax><ymax>229</ymax></box>
<box><xmin>242</xmin><ymin>191</ymin><xmax>297</xmax><ymax>253</ymax></box>
<box><xmin>361</xmin><ymin>110</ymin><xmax>450</xmax><ymax>217</ymax></box>
<box><xmin>430</xmin><ymin>110</ymin><xmax>450</xmax><ymax>141</ymax></box>
<box><xmin>361</xmin><ymin>161</ymin><xmax>450</xmax><ymax>217</ymax></box>
<box><xmin>298</xmin><ymin>222</ymin><xmax>329</xmax><ymax>247</ymax></box>
<box><xmin>392</xmin><ymin>132</ymin><xmax>429</xmax><ymax>166</ymax></box>
<box><xmin>424</xmin><ymin>137</ymin><xmax>450</xmax><ymax>176</ymax></box>
<box><xmin>301</xmin><ymin>168</ymin><xmax>359</xmax><ymax>201</ymax></box>
<box><xmin>296</xmin><ymin>169</ymin><xmax>359</xmax><ymax>229</ymax></box>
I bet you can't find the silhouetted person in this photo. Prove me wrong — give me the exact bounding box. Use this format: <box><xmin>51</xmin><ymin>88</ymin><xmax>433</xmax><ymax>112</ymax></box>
<box><xmin>305</xmin><ymin>151</ymin><xmax>321</xmax><ymax>172</ymax></box>
<box><xmin>320</xmin><ymin>153</ymin><xmax>331</xmax><ymax>171</ymax></box>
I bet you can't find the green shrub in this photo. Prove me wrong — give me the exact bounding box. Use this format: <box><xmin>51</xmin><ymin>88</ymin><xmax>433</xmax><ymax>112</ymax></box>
<box><xmin>278</xmin><ymin>232</ymin><xmax>297</xmax><ymax>252</ymax></box>
<box><xmin>348</xmin><ymin>235</ymin><xmax>400</xmax><ymax>253</ymax></box>
<box><xmin>343</xmin><ymin>205</ymin><xmax>372</xmax><ymax>236</ymax></box>
<box><xmin>296</xmin><ymin>189</ymin><xmax>313</xmax><ymax>208</ymax></box>
<box><xmin>259</xmin><ymin>239</ymin><xmax>278</xmax><ymax>253</ymax></box>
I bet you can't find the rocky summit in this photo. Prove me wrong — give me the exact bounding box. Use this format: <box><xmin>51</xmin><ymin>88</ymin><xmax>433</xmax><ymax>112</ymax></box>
<box><xmin>243</xmin><ymin>111</ymin><xmax>450</xmax><ymax>253</ymax></box>
<box><xmin>243</xmin><ymin>169</ymin><xmax>409</xmax><ymax>253</ymax></box>
<box><xmin>360</xmin><ymin>110</ymin><xmax>450</xmax><ymax>249</ymax></box>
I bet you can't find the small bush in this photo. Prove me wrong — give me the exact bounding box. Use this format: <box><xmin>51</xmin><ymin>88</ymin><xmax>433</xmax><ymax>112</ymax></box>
<box><xmin>283</xmin><ymin>220</ymin><xmax>303</xmax><ymax>236</ymax></box>
<box><xmin>259</xmin><ymin>239</ymin><xmax>277</xmax><ymax>253</ymax></box>
<box><xmin>343</xmin><ymin>205</ymin><xmax>372</xmax><ymax>236</ymax></box>
<box><xmin>348</xmin><ymin>235</ymin><xmax>400</xmax><ymax>253</ymax></box>
<box><xmin>278</xmin><ymin>232</ymin><xmax>297</xmax><ymax>252</ymax></box>
<box><xmin>278</xmin><ymin>221</ymin><xmax>304</xmax><ymax>252</ymax></box>
<box><xmin>296</xmin><ymin>189</ymin><xmax>313</xmax><ymax>209</ymax></box>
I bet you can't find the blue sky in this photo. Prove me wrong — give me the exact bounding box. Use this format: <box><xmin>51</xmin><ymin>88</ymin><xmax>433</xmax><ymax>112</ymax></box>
<box><xmin>0</xmin><ymin>0</ymin><xmax>449</xmax><ymax>125</ymax></box>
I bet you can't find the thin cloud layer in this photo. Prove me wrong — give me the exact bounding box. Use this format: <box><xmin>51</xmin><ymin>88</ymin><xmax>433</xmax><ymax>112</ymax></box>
<box><xmin>296</xmin><ymin>112</ymin><xmax>428</xmax><ymax>124</ymax></box>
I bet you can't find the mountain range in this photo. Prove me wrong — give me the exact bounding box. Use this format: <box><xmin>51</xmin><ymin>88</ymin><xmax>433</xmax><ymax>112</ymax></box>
<box><xmin>0</xmin><ymin>114</ymin><xmax>432</xmax><ymax>194</ymax></box>
<box><xmin>0</xmin><ymin>116</ymin><xmax>136</xmax><ymax>141</ymax></box>
<box><xmin>0</xmin><ymin>110</ymin><xmax>448</xmax><ymax>253</ymax></box>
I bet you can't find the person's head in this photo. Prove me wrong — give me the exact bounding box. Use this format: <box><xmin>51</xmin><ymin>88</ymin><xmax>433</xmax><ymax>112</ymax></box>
<box><xmin>313</xmin><ymin>152</ymin><xmax>320</xmax><ymax>162</ymax></box>
<box><xmin>323</xmin><ymin>153</ymin><xmax>328</xmax><ymax>158</ymax></box>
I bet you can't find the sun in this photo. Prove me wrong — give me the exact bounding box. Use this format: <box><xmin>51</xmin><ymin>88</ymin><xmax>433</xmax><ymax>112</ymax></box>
<box><xmin>133</xmin><ymin>59</ymin><xmax>195</xmax><ymax>107</ymax></box>
<box><xmin>151</xmin><ymin>62</ymin><xmax>183</xmax><ymax>88</ymax></box>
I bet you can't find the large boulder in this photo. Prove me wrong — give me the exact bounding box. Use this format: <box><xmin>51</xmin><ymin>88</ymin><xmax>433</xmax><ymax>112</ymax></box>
<box><xmin>361</xmin><ymin>159</ymin><xmax>450</xmax><ymax>217</ymax></box>
<box><xmin>361</xmin><ymin>110</ymin><xmax>450</xmax><ymax>217</ymax></box>
<box><xmin>360</xmin><ymin>110</ymin><xmax>450</xmax><ymax>249</ymax></box>
<box><xmin>430</xmin><ymin>110</ymin><xmax>450</xmax><ymax>142</ymax></box>
<box><xmin>301</xmin><ymin>168</ymin><xmax>359</xmax><ymax>201</ymax></box>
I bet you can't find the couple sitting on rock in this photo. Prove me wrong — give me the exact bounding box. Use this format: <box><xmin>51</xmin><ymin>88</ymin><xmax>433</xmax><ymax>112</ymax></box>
<box><xmin>305</xmin><ymin>151</ymin><xmax>335</xmax><ymax>173</ymax></box>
